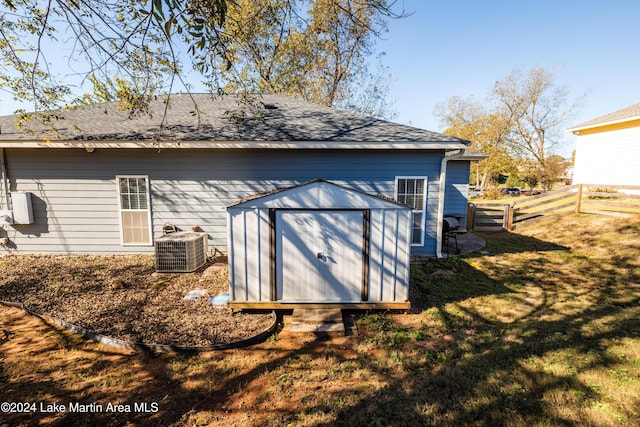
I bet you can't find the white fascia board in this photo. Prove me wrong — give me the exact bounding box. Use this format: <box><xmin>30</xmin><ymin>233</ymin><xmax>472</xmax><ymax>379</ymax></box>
<box><xmin>0</xmin><ymin>140</ymin><xmax>470</xmax><ymax>150</ymax></box>
<box><xmin>567</xmin><ymin>115</ymin><xmax>640</xmax><ymax>133</ymax></box>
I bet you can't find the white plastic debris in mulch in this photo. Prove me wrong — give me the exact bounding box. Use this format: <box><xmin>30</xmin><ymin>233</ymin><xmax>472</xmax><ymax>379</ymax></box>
<box><xmin>183</xmin><ymin>287</ymin><xmax>208</xmax><ymax>301</ymax></box>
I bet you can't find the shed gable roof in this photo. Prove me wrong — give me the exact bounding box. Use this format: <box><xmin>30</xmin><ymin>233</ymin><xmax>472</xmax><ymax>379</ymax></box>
<box><xmin>0</xmin><ymin>94</ymin><xmax>469</xmax><ymax>149</ymax></box>
<box><xmin>228</xmin><ymin>179</ymin><xmax>410</xmax><ymax>210</ymax></box>
<box><xmin>568</xmin><ymin>102</ymin><xmax>640</xmax><ymax>132</ymax></box>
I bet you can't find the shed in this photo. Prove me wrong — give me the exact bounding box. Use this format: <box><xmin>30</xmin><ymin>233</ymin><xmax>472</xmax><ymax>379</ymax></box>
<box><xmin>226</xmin><ymin>179</ymin><xmax>412</xmax><ymax>310</ymax></box>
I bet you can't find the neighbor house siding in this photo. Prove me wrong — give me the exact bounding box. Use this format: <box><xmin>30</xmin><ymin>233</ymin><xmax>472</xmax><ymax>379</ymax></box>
<box><xmin>572</xmin><ymin>125</ymin><xmax>640</xmax><ymax>187</ymax></box>
<box><xmin>3</xmin><ymin>148</ymin><xmax>444</xmax><ymax>255</ymax></box>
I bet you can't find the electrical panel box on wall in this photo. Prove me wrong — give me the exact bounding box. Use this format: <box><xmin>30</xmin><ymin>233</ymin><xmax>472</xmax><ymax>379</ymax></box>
<box><xmin>0</xmin><ymin>209</ymin><xmax>12</xmax><ymax>224</ymax></box>
<box><xmin>11</xmin><ymin>191</ymin><xmax>34</xmax><ymax>224</ymax></box>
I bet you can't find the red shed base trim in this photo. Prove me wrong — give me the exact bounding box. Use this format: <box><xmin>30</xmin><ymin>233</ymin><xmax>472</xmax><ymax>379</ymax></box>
<box><xmin>227</xmin><ymin>301</ymin><xmax>410</xmax><ymax>311</ymax></box>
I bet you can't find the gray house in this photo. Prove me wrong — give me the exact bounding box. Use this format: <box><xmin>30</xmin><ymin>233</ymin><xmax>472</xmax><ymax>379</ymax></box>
<box><xmin>0</xmin><ymin>94</ymin><xmax>472</xmax><ymax>258</ymax></box>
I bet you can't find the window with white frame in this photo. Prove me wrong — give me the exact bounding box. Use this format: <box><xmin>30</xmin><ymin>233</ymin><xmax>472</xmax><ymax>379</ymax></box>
<box><xmin>395</xmin><ymin>177</ymin><xmax>427</xmax><ymax>245</ymax></box>
<box><xmin>117</xmin><ymin>176</ymin><xmax>152</xmax><ymax>245</ymax></box>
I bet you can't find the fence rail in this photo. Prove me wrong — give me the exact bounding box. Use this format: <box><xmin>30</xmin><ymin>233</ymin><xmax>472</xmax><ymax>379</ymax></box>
<box><xmin>468</xmin><ymin>184</ymin><xmax>640</xmax><ymax>231</ymax></box>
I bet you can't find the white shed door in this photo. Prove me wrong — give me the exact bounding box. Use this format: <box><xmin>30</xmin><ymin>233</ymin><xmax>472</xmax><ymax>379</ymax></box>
<box><xmin>276</xmin><ymin>210</ymin><xmax>363</xmax><ymax>302</ymax></box>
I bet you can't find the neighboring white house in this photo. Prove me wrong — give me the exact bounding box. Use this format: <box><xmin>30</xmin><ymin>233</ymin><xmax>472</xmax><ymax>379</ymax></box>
<box><xmin>569</xmin><ymin>102</ymin><xmax>640</xmax><ymax>190</ymax></box>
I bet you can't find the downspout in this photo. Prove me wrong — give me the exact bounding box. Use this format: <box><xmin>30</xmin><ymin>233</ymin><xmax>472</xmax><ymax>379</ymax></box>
<box><xmin>0</xmin><ymin>148</ymin><xmax>11</xmax><ymax>211</ymax></box>
<box><xmin>435</xmin><ymin>149</ymin><xmax>465</xmax><ymax>259</ymax></box>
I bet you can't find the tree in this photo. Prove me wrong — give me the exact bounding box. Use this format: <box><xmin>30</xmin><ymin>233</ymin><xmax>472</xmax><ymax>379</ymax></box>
<box><xmin>493</xmin><ymin>67</ymin><xmax>580</xmax><ymax>190</ymax></box>
<box><xmin>335</xmin><ymin>53</ymin><xmax>397</xmax><ymax>119</ymax></box>
<box><xmin>435</xmin><ymin>96</ymin><xmax>514</xmax><ymax>190</ymax></box>
<box><xmin>214</xmin><ymin>0</ymin><xmax>402</xmax><ymax>118</ymax></box>
<box><xmin>0</xmin><ymin>0</ymin><xmax>403</xmax><ymax>122</ymax></box>
<box><xmin>544</xmin><ymin>154</ymin><xmax>571</xmax><ymax>186</ymax></box>
<box><xmin>437</xmin><ymin>66</ymin><xmax>580</xmax><ymax>191</ymax></box>
<box><xmin>1</xmin><ymin>0</ymin><xmax>228</xmax><ymax>113</ymax></box>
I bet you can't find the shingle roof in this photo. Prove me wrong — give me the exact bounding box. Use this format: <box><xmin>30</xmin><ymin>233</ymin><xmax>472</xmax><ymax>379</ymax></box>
<box><xmin>568</xmin><ymin>102</ymin><xmax>640</xmax><ymax>131</ymax></box>
<box><xmin>0</xmin><ymin>94</ymin><xmax>469</xmax><ymax>149</ymax></box>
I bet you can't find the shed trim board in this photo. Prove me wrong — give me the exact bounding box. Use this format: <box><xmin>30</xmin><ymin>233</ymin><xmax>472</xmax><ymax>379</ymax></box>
<box><xmin>361</xmin><ymin>209</ymin><xmax>371</xmax><ymax>301</ymax></box>
<box><xmin>227</xmin><ymin>301</ymin><xmax>411</xmax><ymax>310</ymax></box>
<box><xmin>268</xmin><ymin>208</ymin><xmax>371</xmax><ymax>303</ymax></box>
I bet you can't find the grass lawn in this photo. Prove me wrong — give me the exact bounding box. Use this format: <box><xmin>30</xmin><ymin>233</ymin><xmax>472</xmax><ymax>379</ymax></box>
<box><xmin>1</xmin><ymin>213</ymin><xmax>639</xmax><ymax>426</ymax></box>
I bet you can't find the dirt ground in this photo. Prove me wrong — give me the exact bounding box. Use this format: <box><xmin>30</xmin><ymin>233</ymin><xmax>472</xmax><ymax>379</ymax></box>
<box><xmin>0</xmin><ymin>254</ymin><xmax>274</xmax><ymax>347</ymax></box>
<box><xmin>0</xmin><ymin>302</ymin><xmax>359</xmax><ymax>427</ymax></box>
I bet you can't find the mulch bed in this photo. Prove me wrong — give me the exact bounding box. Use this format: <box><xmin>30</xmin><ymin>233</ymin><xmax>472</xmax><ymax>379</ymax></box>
<box><xmin>0</xmin><ymin>254</ymin><xmax>274</xmax><ymax>347</ymax></box>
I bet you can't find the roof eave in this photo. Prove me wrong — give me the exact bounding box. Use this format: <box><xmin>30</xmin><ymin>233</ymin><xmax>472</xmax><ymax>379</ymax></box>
<box><xmin>0</xmin><ymin>139</ymin><xmax>470</xmax><ymax>150</ymax></box>
<box><xmin>457</xmin><ymin>152</ymin><xmax>489</xmax><ymax>161</ymax></box>
<box><xmin>567</xmin><ymin>114</ymin><xmax>640</xmax><ymax>133</ymax></box>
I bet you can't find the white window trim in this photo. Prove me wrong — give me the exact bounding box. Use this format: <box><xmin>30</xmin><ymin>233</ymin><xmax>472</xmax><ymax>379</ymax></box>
<box><xmin>395</xmin><ymin>176</ymin><xmax>428</xmax><ymax>246</ymax></box>
<box><xmin>116</xmin><ymin>175</ymin><xmax>153</xmax><ymax>246</ymax></box>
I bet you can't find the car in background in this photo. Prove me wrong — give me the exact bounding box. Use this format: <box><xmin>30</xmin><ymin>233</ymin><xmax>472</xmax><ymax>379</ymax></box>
<box><xmin>501</xmin><ymin>187</ymin><xmax>521</xmax><ymax>197</ymax></box>
<box><xmin>469</xmin><ymin>187</ymin><xmax>483</xmax><ymax>198</ymax></box>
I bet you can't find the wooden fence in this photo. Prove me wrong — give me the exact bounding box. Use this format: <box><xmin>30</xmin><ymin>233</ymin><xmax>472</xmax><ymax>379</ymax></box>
<box><xmin>467</xmin><ymin>184</ymin><xmax>640</xmax><ymax>231</ymax></box>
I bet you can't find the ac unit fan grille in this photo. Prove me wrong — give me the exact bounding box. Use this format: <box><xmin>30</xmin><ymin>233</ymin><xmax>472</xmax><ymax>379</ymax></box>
<box><xmin>154</xmin><ymin>232</ymin><xmax>207</xmax><ymax>272</ymax></box>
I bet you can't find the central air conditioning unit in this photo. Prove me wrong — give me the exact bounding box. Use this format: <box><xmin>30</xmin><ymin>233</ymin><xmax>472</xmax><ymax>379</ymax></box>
<box><xmin>154</xmin><ymin>232</ymin><xmax>208</xmax><ymax>273</ymax></box>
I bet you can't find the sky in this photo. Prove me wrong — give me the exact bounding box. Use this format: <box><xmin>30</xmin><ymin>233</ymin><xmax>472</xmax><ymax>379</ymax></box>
<box><xmin>376</xmin><ymin>0</ymin><xmax>640</xmax><ymax>156</ymax></box>
<box><xmin>2</xmin><ymin>1</ymin><xmax>640</xmax><ymax>157</ymax></box>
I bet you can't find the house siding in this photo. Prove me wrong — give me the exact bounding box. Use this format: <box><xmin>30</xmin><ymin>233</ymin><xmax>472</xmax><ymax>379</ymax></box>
<box><xmin>444</xmin><ymin>161</ymin><xmax>471</xmax><ymax>228</ymax></box>
<box><xmin>2</xmin><ymin>148</ymin><xmax>446</xmax><ymax>255</ymax></box>
<box><xmin>572</xmin><ymin>125</ymin><xmax>640</xmax><ymax>188</ymax></box>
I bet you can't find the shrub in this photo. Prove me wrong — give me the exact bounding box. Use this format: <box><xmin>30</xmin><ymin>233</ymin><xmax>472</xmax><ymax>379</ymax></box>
<box><xmin>482</xmin><ymin>187</ymin><xmax>503</xmax><ymax>200</ymax></box>
<box><xmin>587</xmin><ymin>187</ymin><xmax>619</xmax><ymax>200</ymax></box>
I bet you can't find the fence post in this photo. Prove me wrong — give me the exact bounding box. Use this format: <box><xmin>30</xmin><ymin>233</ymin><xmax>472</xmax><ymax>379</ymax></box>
<box><xmin>467</xmin><ymin>203</ymin><xmax>475</xmax><ymax>231</ymax></box>
<box><xmin>575</xmin><ymin>184</ymin><xmax>583</xmax><ymax>214</ymax></box>
<box><xmin>502</xmin><ymin>204</ymin><xmax>511</xmax><ymax>230</ymax></box>
<box><xmin>507</xmin><ymin>205</ymin><xmax>516</xmax><ymax>231</ymax></box>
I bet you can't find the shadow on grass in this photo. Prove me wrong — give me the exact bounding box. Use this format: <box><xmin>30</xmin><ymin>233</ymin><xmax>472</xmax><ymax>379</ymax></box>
<box><xmin>321</xmin><ymin>224</ymin><xmax>640</xmax><ymax>426</ymax></box>
<box><xmin>473</xmin><ymin>230</ymin><xmax>570</xmax><ymax>256</ymax></box>
<box><xmin>409</xmin><ymin>231</ymin><xmax>569</xmax><ymax>312</ymax></box>
<box><xmin>325</xmin><ymin>297</ymin><xmax>640</xmax><ymax>427</ymax></box>
<box><xmin>409</xmin><ymin>257</ymin><xmax>510</xmax><ymax>311</ymax></box>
